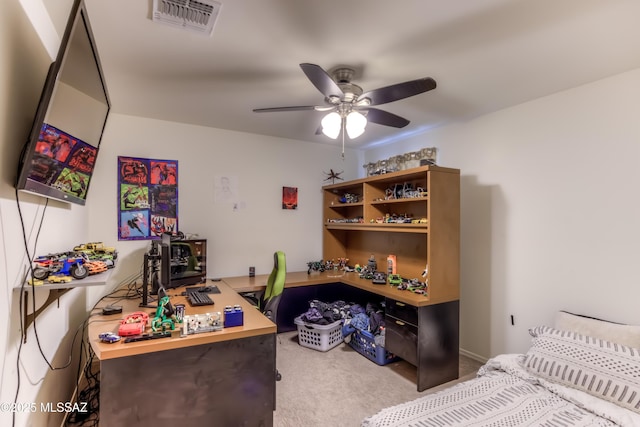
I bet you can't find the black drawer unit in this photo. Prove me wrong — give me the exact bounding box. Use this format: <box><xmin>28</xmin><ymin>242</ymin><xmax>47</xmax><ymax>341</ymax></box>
<box><xmin>385</xmin><ymin>314</ymin><xmax>418</xmax><ymax>366</ymax></box>
<box><xmin>386</xmin><ymin>299</ymin><xmax>418</xmax><ymax>325</ymax></box>
<box><xmin>385</xmin><ymin>298</ymin><xmax>460</xmax><ymax>392</ymax></box>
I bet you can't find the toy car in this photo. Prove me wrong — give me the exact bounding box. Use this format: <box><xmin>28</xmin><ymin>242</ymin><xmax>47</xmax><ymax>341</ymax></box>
<box><xmin>74</xmin><ymin>242</ymin><xmax>118</xmax><ymax>259</ymax></box>
<box><xmin>48</xmin><ymin>275</ymin><xmax>73</xmax><ymax>284</ymax></box>
<box><xmin>98</xmin><ymin>332</ymin><xmax>121</xmax><ymax>343</ymax></box>
<box><xmin>85</xmin><ymin>260</ymin><xmax>108</xmax><ymax>275</ymax></box>
<box><xmin>118</xmin><ymin>311</ymin><xmax>149</xmax><ymax>337</ymax></box>
<box><xmin>372</xmin><ymin>271</ymin><xmax>387</xmax><ymax>284</ymax></box>
<box><xmin>388</xmin><ymin>274</ymin><xmax>403</xmax><ymax>285</ymax></box>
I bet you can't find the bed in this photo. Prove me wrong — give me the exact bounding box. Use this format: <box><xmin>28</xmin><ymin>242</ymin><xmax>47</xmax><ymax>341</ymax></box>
<box><xmin>363</xmin><ymin>312</ymin><xmax>640</xmax><ymax>427</ymax></box>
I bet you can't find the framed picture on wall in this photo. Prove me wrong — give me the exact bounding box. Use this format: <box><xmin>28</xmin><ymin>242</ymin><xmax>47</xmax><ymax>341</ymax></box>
<box><xmin>117</xmin><ymin>156</ymin><xmax>178</xmax><ymax>240</ymax></box>
<box><xmin>282</xmin><ymin>186</ymin><xmax>298</xmax><ymax>210</ymax></box>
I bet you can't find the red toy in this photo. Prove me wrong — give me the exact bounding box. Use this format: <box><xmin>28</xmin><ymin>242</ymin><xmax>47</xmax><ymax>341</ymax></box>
<box><xmin>118</xmin><ymin>311</ymin><xmax>149</xmax><ymax>337</ymax></box>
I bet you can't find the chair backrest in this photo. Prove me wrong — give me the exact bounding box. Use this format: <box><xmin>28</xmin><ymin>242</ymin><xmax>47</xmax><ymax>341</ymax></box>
<box><xmin>262</xmin><ymin>251</ymin><xmax>286</xmax><ymax>321</ymax></box>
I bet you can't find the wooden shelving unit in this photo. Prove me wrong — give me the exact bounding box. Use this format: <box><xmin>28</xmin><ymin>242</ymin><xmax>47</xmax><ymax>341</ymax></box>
<box><xmin>322</xmin><ymin>165</ymin><xmax>461</xmax><ymax>390</ymax></box>
<box><xmin>322</xmin><ymin>165</ymin><xmax>460</xmax><ymax>305</ymax></box>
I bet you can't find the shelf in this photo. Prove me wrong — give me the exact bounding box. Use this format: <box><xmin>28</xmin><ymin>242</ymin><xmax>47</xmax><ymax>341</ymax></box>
<box><xmin>322</xmin><ymin>165</ymin><xmax>459</xmax><ymax>302</ymax></box>
<box><xmin>16</xmin><ymin>269</ymin><xmax>113</xmax><ymax>291</ymax></box>
<box><xmin>370</xmin><ymin>196</ymin><xmax>428</xmax><ymax>205</ymax></box>
<box><xmin>325</xmin><ymin>223</ymin><xmax>428</xmax><ymax>233</ymax></box>
<box><xmin>17</xmin><ymin>269</ymin><xmax>113</xmax><ymax>342</ymax></box>
<box><xmin>328</xmin><ymin>202</ymin><xmax>364</xmax><ymax>208</ymax></box>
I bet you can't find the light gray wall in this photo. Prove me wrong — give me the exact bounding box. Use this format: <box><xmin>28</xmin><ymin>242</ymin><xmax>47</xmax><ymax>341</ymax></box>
<box><xmin>87</xmin><ymin>113</ymin><xmax>362</xmax><ymax>284</ymax></box>
<box><xmin>365</xmin><ymin>68</ymin><xmax>640</xmax><ymax>360</ymax></box>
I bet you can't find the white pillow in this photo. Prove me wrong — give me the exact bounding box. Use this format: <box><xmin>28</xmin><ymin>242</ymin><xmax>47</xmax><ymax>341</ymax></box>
<box><xmin>554</xmin><ymin>311</ymin><xmax>640</xmax><ymax>349</ymax></box>
<box><xmin>524</xmin><ymin>326</ymin><xmax>640</xmax><ymax>414</ymax></box>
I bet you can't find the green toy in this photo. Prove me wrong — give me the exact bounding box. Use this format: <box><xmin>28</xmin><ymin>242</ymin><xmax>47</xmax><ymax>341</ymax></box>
<box><xmin>152</xmin><ymin>295</ymin><xmax>177</xmax><ymax>332</ymax></box>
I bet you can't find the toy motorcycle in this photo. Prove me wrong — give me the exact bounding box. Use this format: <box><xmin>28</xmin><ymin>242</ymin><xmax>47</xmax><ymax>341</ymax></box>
<box><xmin>32</xmin><ymin>255</ymin><xmax>89</xmax><ymax>280</ymax></box>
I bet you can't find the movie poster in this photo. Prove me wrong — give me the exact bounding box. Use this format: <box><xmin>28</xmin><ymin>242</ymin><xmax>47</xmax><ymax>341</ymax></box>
<box><xmin>117</xmin><ymin>156</ymin><xmax>178</xmax><ymax>240</ymax></box>
<box><xmin>282</xmin><ymin>186</ymin><xmax>298</xmax><ymax>210</ymax></box>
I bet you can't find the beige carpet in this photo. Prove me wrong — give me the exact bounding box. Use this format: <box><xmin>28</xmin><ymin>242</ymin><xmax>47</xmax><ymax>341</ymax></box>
<box><xmin>273</xmin><ymin>331</ymin><xmax>484</xmax><ymax>427</ymax></box>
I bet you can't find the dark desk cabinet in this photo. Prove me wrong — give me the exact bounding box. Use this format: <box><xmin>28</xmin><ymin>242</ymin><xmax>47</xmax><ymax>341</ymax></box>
<box><xmin>386</xmin><ymin>299</ymin><xmax>460</xmax><ymax>391</ymax></box>
<box><xmin>274</xmin><ymin>280</ymin><xmax>459</xmax><ymax>392</ymax></box>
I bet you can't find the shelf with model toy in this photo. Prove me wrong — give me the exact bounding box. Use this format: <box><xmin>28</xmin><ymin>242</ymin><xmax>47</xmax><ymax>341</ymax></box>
<box><xmin>322</xmin><ymin>164</ymin><xmax>459</xmax><ymax>303</ymax></box>
<box><xmin>16</xmin><ymin>243</ymin><xmax>117</xmax><ymax>342</ymax></box>
<box><xmin>322</xmin><ymin>165</ymin><xmax>460</xmax><ymax>391</ymax></box>
<box><xmin>322</xmin><ymin>166</ymin><xmax>460</xmax><ymax>391</ymax></box>
<box><xmin>22</xmin><ymin>268</ymin><xmax>113</xmax><ymax>290</ymax></box>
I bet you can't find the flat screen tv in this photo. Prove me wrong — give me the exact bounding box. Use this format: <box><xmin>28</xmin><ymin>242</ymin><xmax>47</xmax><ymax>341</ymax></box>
<box><xmin>15</xmin><ymin>0</ymin><xmax>110</xmax><ymax>205</ymax></box>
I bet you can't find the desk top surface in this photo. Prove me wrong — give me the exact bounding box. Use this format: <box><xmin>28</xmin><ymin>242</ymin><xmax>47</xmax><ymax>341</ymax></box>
<box><xmin>89</xmin><ymin>280</ymin><xmax>276</xmax><ymax>360</ymax></box>
<box><xmin>223</xmin><ymin>270</ymin><xmax>443</xmax><ymax>306</ymax></box>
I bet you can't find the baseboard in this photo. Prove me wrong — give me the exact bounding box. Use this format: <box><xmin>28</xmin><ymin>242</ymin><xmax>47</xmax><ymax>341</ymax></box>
<box><xmin>459</xmin><ymin>348</ymin><xmax>488</xmax><ymax>364</ymax></box>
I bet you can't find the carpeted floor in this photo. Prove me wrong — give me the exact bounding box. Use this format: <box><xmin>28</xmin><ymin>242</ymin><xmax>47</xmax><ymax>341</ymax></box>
<box><xmin>273</xmin><ymin>330</ymin><xmax>484</xmax><ymax>427</ymax></box>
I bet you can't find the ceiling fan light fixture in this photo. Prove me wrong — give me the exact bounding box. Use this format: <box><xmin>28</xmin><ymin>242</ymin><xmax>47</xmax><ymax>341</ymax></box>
<box><xmin>346</xmin><ymin>111</ymin><xmax>367</xmax><ymax>139</ymax></box>
<box><xmin>321</xmin><ymin>112</ymin><xmax>341</xmax><ymax>139</ymax></box>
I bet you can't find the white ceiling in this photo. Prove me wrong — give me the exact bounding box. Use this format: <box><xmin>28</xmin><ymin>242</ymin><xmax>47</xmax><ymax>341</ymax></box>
<box><xmin>82</xmin><ymin>0</ymin><xmax>640</xmax><ymax>149</ymax></box>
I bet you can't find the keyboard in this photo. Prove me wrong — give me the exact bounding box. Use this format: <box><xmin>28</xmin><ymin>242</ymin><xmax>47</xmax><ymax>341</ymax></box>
<box><xmin>186</xmin><ymin>291</ymin><xmax>214</xmax><ymax>307</ymax></box>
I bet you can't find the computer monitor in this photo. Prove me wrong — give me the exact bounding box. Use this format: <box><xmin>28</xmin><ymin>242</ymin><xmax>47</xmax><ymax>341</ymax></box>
<box><xmin>168</xmin><ymin>238</ymin><xmax>207</xmax><ymax>287</ymax></box>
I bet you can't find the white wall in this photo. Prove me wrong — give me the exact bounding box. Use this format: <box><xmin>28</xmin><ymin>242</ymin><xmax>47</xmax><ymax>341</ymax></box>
<box><xmin>0</xmin><ymin>1</ymin><xmax>99</xmax><ymax>426</ymax></box>
<box><xmin>365</xmin><ymin>69</ymin><xmax>640</xmax><ymax>359</ymax></box>
<box><xmin>88</xmin><ymin>113</ymin><xmax>362</xmax><ymax>283</ymax></box>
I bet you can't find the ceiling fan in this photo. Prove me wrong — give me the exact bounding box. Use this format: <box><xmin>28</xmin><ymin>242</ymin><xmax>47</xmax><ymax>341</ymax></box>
<box><xmin>253</xmin><ymin>63</ymin><xmax>437</xmax><ymax>144</ymax></box>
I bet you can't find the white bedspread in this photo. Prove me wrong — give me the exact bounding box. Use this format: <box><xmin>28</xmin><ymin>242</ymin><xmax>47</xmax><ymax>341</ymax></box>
<box><xmin>362</xmin><ymin>354</ymin><xmax>640</xmax><ymax>427</ymax></box>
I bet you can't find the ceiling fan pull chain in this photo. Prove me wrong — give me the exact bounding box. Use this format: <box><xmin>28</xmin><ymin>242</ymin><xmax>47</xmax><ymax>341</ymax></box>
<box><xmin>341</xmin><ymin>118</ymin><xmax>345</xmax><ymax>159</ymax></box>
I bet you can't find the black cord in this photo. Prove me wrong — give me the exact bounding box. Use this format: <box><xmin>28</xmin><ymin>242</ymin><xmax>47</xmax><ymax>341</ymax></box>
<box><xmin>14</xmin><ymin>187</ymin><xmax>49</xmax><ymax>425</ymax></box>
<box><xmin>13</xmin><ymin>189</ymin><xmax>99</xmax><ymax>427</ymax></box>
<box><xmin>65</xmin><ymin>347</ymin><xmax>99</xmax><ymax>426</ymax></box>
<box><xmin>12</xmin><ymin>191</ymin><xmax>150</xmax><ymax>426</ymax></box>
<box><xmin>64</xmin><ymin>272</ymin><xmax>148</xmax><ymax>426</ymax></box>
<box><xmin>15</xmin><ymin>190</ymin><xmax>77</xmax><ymax>371</ymax></box>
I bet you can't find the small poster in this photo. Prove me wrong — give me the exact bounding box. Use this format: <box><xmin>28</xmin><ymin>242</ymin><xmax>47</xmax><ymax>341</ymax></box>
<box><xmin>117</xmin><ymin>156</ymin><xmax>178</xmax><ymax>240</ymax></box>
<box><xmin>282</xmin><ymin>186</ymin><xmax>298</xmax><ymax>210</ymax></box>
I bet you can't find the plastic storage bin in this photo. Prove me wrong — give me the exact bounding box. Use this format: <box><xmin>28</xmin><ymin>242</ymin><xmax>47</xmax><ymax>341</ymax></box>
<box><xmin>348</xmin><ymin>328</ymin><xmax>398</xmax><ymax>365</ymax></box>
<box><xmin>294</xmin><ymin>316</ymin><xmax>343</xmax><ymax>352</ymax></box>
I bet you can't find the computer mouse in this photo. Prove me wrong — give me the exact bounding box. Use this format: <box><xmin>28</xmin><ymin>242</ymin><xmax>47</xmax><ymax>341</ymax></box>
<box><xmin>199</xmin><ymin>286</ymin><xmax>214</xmax><ymax>293</ymax></box>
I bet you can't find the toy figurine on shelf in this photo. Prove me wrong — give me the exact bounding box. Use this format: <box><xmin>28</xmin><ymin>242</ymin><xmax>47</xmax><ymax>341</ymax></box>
<box><xmin>336</xmin><ymin>257</ymin><xmax>349</xmax><ymax>270</ymax></box>
<box><xmin>307</xmin><ymin>260</ymin><xmax>325</xmax><ymax>274</ymax></box>
<box><xmin>323</xmin><ymin>169</ymin><xmax>344</xmax><ymax>184</ymax></box>
<box><xmin>367</xmin><ymin>255</ymin><xmax>377</xmax><ymax>271</ymax></box>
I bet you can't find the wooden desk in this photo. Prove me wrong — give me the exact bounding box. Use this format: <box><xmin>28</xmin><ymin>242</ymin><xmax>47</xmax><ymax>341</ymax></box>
<box><xmin>224</xmin><ymin>271</ymin><xmax>459</xmax><ymax>392</ymax></box>
<box><xmin>89</xmin><ymin>280</ymin><xmax>276</xmax><ymax>426</ymax></box>
<box><xmin>223</xmin><ymin>270</ymin><xmax>452</xmax><ymax>306</ymax></box>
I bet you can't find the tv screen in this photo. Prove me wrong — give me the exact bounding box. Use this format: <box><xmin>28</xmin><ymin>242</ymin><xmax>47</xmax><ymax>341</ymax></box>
<box><xmin>15</xmin><ymin>0</ymin><xmax>110</xmax><ymax>205</ymax></box>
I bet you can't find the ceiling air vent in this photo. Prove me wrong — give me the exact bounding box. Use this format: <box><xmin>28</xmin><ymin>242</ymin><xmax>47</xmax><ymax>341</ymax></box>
<box><xmin>152</xmin><ymin>0</ymin><xmax>222</xmax><ymax>36</ymax></box>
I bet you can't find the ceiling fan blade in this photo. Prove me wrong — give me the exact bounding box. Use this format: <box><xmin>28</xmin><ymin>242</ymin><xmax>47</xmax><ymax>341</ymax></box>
<box><xmin>362</xmin><ymin>107</ymin><xmax>410</xmax><ymax>128</ymax></box>
<box><xmin>253</xmin><ymin>106</ymin><xmax>318</xmax><ymax>113</ymax></box>
<box><xmin>253</xmin><ymin>105</ymin><xmax>337</xmax><ymax>114</ymax></box>
<box><xmin>358</xmin><ymin>77</ymin><xmax>436</xmax><ymax>106</ymax></box>
<box><xmin>300</xmin><ymin>63</ymin><xmax>344</xmax><ymax>99</ymax></box>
